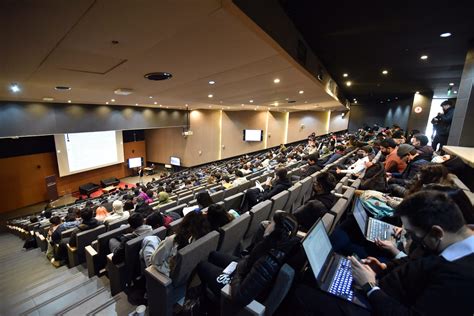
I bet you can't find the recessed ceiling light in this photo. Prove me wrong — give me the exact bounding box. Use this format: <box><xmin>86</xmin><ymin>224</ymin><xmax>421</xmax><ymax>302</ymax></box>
<box><xmin>42</xmin><ymin>97</ymin><xmax>54</xmax><ymax>101</ymax></box>
<box><xmin>343</xmin><ymin>73</ymin><xmax>348</xmax><ymax>77</ymax></box>
<box><xmin>274</xmin><ymin>102</ymin><xmax>279</xmax><ymax>106</ymax></box>
<box><xmin>440</xmin><ymin>32</ymin><xmax>451</xmax><ymax>38</ymax></box>
<box><xmin>9</xmin><ymin>83</ymin><xmax>20</xmax><ymax>93</ymax></box>
<box><xmin>249</xmin><ymin>99</ymin><xmax>254</xmax><ymax>103</ymax></box>
<box><xmin>346</xmin><ymin>81</ymin><xmax>352</xmax><ymax>87</ymax></box>
<box><xmin>106</xmin><ymin>102</ymin><xmax>109</xmax><ymax>104</ymax></box>
<box><xmin>382</xmin><ymin>70</ymin><xmax>388</xmax><ymax>75</ymax></box>
<box><xmin>154</xmin><ymin>101</ymin><xmax>157</xmax><ymax>105</ymax></box>
<box><xmin>135</xmin><ymin>103</ymin><xmax>139</xmax><ymax>106</ymax></box>
<box><xmin>241</xmin><ymin>104</ymin><xmax>244</xmax><ymax>106</ymax></box>
<box><xmin>395</xmin><ymin>97</ymin><xmax>398</xmax><ymax>99</ymax></box>
<box><xmin>208</xmin><ymin>94</ymin><xmax>213</xmax><ymax>98</ymax></box>
<box><xmin>380</xmin><ymin>101</ymin><xmax>384</xmax><ymax>103</ymax></box>
<box><xmin>185</xmin><ymin>104</ymin><xmax>188</xmax><ymax>107</ymax></box>
<box><xmin>273</xmin><ymin>78</ymin><xmax>280</xmax><ymax>83</ymax></box>
<box><xmin>353</xmin><ymin>98</ymin><xmax>357</xmax><ymax>101</ymax></box>
<box><xmin>254</xmin><ymin>108</ymin><xmax>257</xmax><ymax>111</ymax></box>
<box><xmin>304</xmin><ymin>101</ymin><xmax>308</xmax><ymax>103</ymax></box>
<box><xmin>449</xmin><ymin>83</ymin><xmax>454</xmax><ymax>86</ymax></box>
<box><xmin>144</xmin><ymin>72</ymin><xmax>172</xmax><ymax>81</ymax></box>
<box><xmin>420</xmin><ymin>55</ymin><xmax>428</xmax><ymax>60</ymax></box>
<box><xmin>111</xmin><ymin>99</ymin><xmax>115</xmax><ymax>102</ymax></box>
<box><xmin>149</xmin><ymin>96</ymin><xmax>153</xmax><ymax>99</ymax></box>
<box><xmin>208</xmin><ymin>80</ymin><xmax>215</xmax><ymax>85</ymax></box>
<box><xmin>67</xmin><ymin>100</ymin><xmax>71</xmax><ymax>103</ymax></box>
<box><xmin>209</xmin><ymin>105</ymin><xmax>212</xmax><ymax>108</ymax></box>
<box><xmin>454</xmin><ymin>90</ymin><xmax>458</xmax><ymax>94</ymax></box>
<box><xmin>159</xmin><ymin>104</ymin><xmax>162</xmax><ymax>107</ymax></box>
<box><xmin>299</xmin><ymin>90</ymin><xmax>304</xmax><ymax>94</ymax></box>
<box><xmin>415</xmin><ymin>91</ymin><xmax>420</xmax><ymax>94</ymax></box>
<box><xmin>387</xmin><ymin>99</ymin><xmax>391</xmax><ymax>101</ymax></box>
<box><xmin>354</xmin><ymin>101</ymin><xmax>358</xmax><ymax>104</ymax></box>
<box><xmin>55</xmin><ymin>86</ymin><xmax>71</xmax><ymax>90</ymax></box>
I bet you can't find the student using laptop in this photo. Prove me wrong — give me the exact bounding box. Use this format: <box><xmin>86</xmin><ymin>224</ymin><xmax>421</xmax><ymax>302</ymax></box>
<box><xmin>293</xmin><ymin>190</ymin><xmax>474</xmax><ymax>315</ymax></box>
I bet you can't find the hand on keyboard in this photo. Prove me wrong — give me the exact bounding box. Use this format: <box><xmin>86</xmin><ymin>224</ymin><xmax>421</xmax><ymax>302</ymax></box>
<box><xmin>349</xmin><ymin>256</ymin><xmax>377</xmax><ymax>287</ymax></box>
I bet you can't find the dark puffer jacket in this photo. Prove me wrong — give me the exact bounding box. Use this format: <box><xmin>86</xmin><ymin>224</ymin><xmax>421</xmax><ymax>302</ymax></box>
<box><xmin>230</xmin><ymin>234</ymin><xmax>299</xmax><ymax>307</ymax></box>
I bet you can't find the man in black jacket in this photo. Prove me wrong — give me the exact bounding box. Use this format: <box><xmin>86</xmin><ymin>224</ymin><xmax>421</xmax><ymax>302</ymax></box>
<box><xmin>241</xmin><ymin>168</ymin><xmax>292</xmax><ymax>212</ymax></box>
<box><xmin>431</xmin><ymin>100</ymin><xmax>455</xmax><ymax>151</ymax></box>
<box><xmin>293</xmin><ymin>190</ymin><xmax>474</xmax><ymax>315</ymax></box>
<box><xmin>300</xmin><ymin>154</ymin><xmax>321</xmax><ymax>178</ymax></box>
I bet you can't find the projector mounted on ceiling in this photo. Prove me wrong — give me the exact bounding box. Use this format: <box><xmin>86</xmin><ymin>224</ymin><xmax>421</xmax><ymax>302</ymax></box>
<box><xmin>114</xmin><ymin>88</ymin><xmax>133</xmax><ymax>95</ymax></box>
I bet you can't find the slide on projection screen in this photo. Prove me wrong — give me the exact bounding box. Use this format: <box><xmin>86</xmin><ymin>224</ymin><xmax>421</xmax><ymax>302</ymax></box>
<box><xmin>54</xmin><ymin>130</ymin><xmax>124</xmax><ymax>177</ymax></box>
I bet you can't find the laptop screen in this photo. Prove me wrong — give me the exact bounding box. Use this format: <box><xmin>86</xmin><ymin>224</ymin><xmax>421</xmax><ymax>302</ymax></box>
<box><xmin>303</xmin><ymin>220</ymin><xmax>333</xmax><ymax>280</ymax></box>
<box><xmin>353</xmin><ymin>197</ymin><xmax>368</xmax><ymax>233</ymax></box>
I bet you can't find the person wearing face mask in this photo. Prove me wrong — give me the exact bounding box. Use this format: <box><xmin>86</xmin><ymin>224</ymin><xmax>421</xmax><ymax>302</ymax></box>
<box><xmin>336</xmin><ymin>146</ymin><xmax>372</xmax><ymax>176</ymax></box>
<box><xmin>293</xmin><ymin>191</ymin><xmax>474</xmax><ymax>315</ymax></box>
<box><xmin>387</xmin><ymin>144</ymin><xmax>429</xmax><ymax>188</ymax></box>
<box><xmin>349</xmin><ymin>190</ymin><xmax>474</xmax><ymax>315</ymax></box>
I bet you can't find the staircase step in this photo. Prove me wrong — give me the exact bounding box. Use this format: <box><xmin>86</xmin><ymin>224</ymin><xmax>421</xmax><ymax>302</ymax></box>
<box><xmin>59</xmin><ymin>290</ymin><xmax>135</xmax><ymax>316</ymax></box>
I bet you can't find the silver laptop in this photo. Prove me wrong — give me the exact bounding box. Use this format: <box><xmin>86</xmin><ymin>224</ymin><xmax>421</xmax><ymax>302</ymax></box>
<box><xmin>302</xmin><ymin>220</ymin><xmax>368</xmax><ymax>308</ymax></box>
<box><xmin>352</xmin><ymin>197</ymin><xmax>399</xmax><ymax>242</ymax></box>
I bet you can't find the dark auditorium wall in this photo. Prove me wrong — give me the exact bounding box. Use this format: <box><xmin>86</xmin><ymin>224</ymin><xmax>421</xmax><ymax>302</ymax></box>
<box><xmin>348</xmin><ymin>98</ymin><xmax>413</xmax><ymax>131</ymax></box>
<box><xmin>0</xmin><ymin>140</ymin><xmax>146</xmax><ymax>214</ymax></box>
<box><xmin>0</xmin><ymin>101</ymin><xmax>186</xmax><ymax>138</ymax></box>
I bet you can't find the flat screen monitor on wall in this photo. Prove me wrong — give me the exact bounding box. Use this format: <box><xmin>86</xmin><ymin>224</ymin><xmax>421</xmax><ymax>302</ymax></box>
<box><xmin>128</xmin><ymin>157</ymin><xmax>143</xmax><ymax>168</ymax></box>
<box><xmin>54</xmin><ymin>130</ymin><xmax>125</xmax><ymax>177</ymax></box>
<box><xmin>170</xmin><ymin>156</ymin><xmax>181</xmax><ymax>166</ymax></box>
<box><xmin>243</xmin><ymin>129</ymin><xmax>263</xmax><ymax>142</ymax></box>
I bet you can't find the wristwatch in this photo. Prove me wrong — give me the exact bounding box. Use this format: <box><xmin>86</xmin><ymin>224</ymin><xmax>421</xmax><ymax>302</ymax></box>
<box><xmin>361</xmin><ymin>281</ymin><xmax>378</xmax><ymax>296</ymax></box>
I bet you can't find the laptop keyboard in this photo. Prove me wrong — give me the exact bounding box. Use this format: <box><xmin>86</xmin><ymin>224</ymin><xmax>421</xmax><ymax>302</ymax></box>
<box><xmin>368</xmin><ymin>220</ymin><xmax>391</xmax><ymax>240</ymax></box>
<box><xmin>328</xmin><ymin>258</ymin><xmax>354</xmax><ymax>301</ymax></box>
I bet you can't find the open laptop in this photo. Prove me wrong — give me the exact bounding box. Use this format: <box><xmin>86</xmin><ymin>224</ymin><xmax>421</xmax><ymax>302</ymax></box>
<box><xmin>302</xmin><ymin>220</ymin><xmax>369</xmax><ymax>308</ymax></box>
<box><xmin>352</xmin><ymin>196</ymin><xmax>399</xmax><ymax>242</ymax></box>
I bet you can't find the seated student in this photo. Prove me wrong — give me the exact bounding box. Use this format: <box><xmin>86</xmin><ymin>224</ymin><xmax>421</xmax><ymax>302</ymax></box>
<box><xmin>294</xmin><ymin>190</ymin><xmax>474</xmax><ymax>316</ymax></box>
<box><xmin>388</xmin><ymin>144</ymin><xmax>429</xmax><ymax>193</ymax></box>
<box><xmin>336</xmin><ymin>146</ymin><xmax>372</xmax><ymax>176</ymax></box>
<box><xmin>206</xmin><ymin>203</ymin><xmax>234</xmax><ymax>231</ymax></box>
<box><xmin>46</xmin><ymin>216</ymin><xmax>62</xmax><ymax>260</ymax></box>
<box><xmin>51</xmin><ymin>207</ymin><xmax>100</xmax><ymax>267</ymax></box>
<box><xmin>51</xmin><ymin>213</ymin><xmax>80</xmax><ymax>245</ymax></box>
<box><xmin>322</xmin><ymin>145</ymin><xmax>345</xmax><ymax>166</ymax></box>
<box><xmin>221</xmin><ymin>175</ymin><xmax>233</xmax><ymax>189</ymax></box>
<box><xmin>39</xmin><ymin>210</ymin><xmax>53</xmax><ymax>226</ymax></box>
<box><xmin>95</xmin><ymin>206</ymin><xmax>110</xmax><ymax>222</ymax></box>
<box><xmin>293</xmin><ymin>172</ymin><xmax>337</xmax><ymax>232</ymax></box>
<box><xmin>195</xmin><ymin>191</ymin><xmax>214</xmax><ymax>211</ymax></box>
<box><xmin>242</xmin><ymin>167</ymin><xmax>292</xmax><ymax>212</ymax></box>
<box><xmin>151</xmin><ymin>211</ymin><xmax>210</xmax><ymax>277</ymax></box>
<box><xmin>299</xmin><ymin>154</ymin><xmax>321</xmax><ymax>178</ymax></box>
<box><xmin>410</xmin><ymin>133</ymin><xmax>434</xmax><ymax>161</ymax></box>
<box><xmin>109</xmin><ymin>213</ymin><xmax>152</xmax><ymax>264</ymax></box>
<box><xmin>104</xmin><ymin>200</ymin><xmax>130</xmax><ymax>225</ymax></box>
<box><xmin>197</xmin><ymin>211</ymin><xmax>299</xmax><ymax>306</ymax></box>
<box><xmin>232</xmin><ymin>170</ymin><xmax>248</xmax><ymax>186</ymax></box>
<box><xmin>156</xmin><ymin>191</ymin><xmax>171</xmax><ymax>205</ymax></box>
<box><xmin>379</xmin><ymin>138</ymin><xmax>406</xmax><ymax>173</ymax></box>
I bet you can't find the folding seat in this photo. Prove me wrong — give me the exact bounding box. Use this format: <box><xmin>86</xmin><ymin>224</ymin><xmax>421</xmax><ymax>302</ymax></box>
<box><xmin>67</xmin><ymin>225</ymin><xmax>107</xmax><ymax>268</ymax></box>
<box><xmin>210</xmin><ymin>190</ymin><xmax>225</xmax><ymax>203</ymax></box>
<box><xmin>217</xmin><ymin>212</ymin><xmax>251</xmax><ymax>254</ymax></box>
<box><xmin>85</xmin><ymin>224</ymin><xmax>130</xmax><ymax>277</ymax></box>
<box><xmin>107</xmin><ymin>226</ymin><xmax>167</xmax><ymax>295</ymax></box>
<box><xmin>223</xmin><ymin>185</ymin><xmax>241</xmax><ymax>198</ymax></box>
<box><xmin>220</xmin><ymin>264</ymin><xmax>295</xmax><ymax>316</ymax></box>
<box><xmin>145</xmin><ymin>231</ymin><xmax>220</xmax><ymax>316</ymax></box>
<box><xmin>178</xmin><ymin>194</ymin><xmax>193</xmax><ymax>205</ymax></box>
<box><xmin>223</xmin><ymin>192</ymin><xmax>244</xmax><ymax>212</ymax></box>
<box><xmin>268</xmin><ymin>191</ymin><xmax>289</xmax><ymax>220</ymax></box>
<box><xmin>242</xmin><ymin>200</ymin><xmax>273</xmax><ymax>249</ymax></box>
<box><xmin>107</xmin><ymin>217</ymin><xmax>128</xmax><ymax>231</ymax></box>
<box><xmin>283</xmin><ymin>183</ymin><xmax>302</xmax><ymax>213</ymax></box>
<box><xmin>156</xmin><ymin>200</ymin><xmax>178</xmax><ymax>213</ymax></box>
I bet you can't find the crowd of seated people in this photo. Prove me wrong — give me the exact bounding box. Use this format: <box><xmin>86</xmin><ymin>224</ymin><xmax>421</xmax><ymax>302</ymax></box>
<box><xmin>7</xmin><ymin>124</ymin><xmax>474</xmax><ymax>315</ymax></box>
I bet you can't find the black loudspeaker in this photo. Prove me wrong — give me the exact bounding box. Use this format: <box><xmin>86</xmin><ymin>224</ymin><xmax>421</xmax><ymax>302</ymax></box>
<box><xmin>100</xmin><ymin>177</ymin><xmax>120</xmax><ymax>187</ymax></box>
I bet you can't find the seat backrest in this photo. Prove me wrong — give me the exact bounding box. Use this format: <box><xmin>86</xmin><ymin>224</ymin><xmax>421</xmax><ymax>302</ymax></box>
<box><xmin>107</xmin><ymin>218</ymin><xmax>129</xmax><ymax>231</ymax></box>
<box><xmin>340</xmin><ymin>176</ymin><xmax>349</xmax><ymax>186</ymax></box>
<box><xmin>283</xmin><ymin>183</ymin><xmax>302</xmax><ymax>213</ymax></box>
<box><xmin>188</xmin><ymin>199</ymin><xmax>198</xmax><ymax>207</ymax></box>
<box><xmin>263</xmin><ymin>264</ymin><xmax>295</xmax><ymax>316</ymax></box>
<box><xmin>168</xmin><ymin>218</ymin><xmax>183</xmax><ymax>235</ymax></box>
<box><xmin>223</xmin><ymin>185</ymin><xmax>241</xmax><ymax>198</ymax></box>
<box><xmin>224</xmin><ymin>192</ymin><xmax>244</xmax><ymax>212</ymax></box>
<box><xmin>329</xmin><ymin>198</ymin><xmax>350</xmax><ymax>231</ymax></box>
<box><xmin>172</xmin><ymin>231</ymin><xmax>220</xmax><ymax>286</ymax></box>
<box><xmin>269</xmin><ymin>190</ymin><xmax>290</xmax><ymax>220</ymax></box>
<box><xmin>61</xmin><ymin>227</ymin><xmax>76</xmax><ymax>239</ymax></box>
<box><xmin>244</xmin><ymin>200</ymin><xmax>273</xmax><ymax>240</ymax></box>
<box><xmin>210</xmin><ymin>190</ymin><xmax>225</xmax><ymax>203</ymax></box>
<box><xmin>97</xmin><ymin>224</ymin><xmax>130</xmax><ymax>256</ymax></box>
<box><xmin>217</xmin><ymin>212</ymin><xmax>251</xmax><ymax>254</ymax></box>
<box><xmin>76</xmin><ymin>225</ymin><xmax>107</xmax><ymax>259</ymax></box>
<box><xmin>333</xmin><ymin>183</ymin><xmax>343</xmax><ymax>194</ymax></box>
<box><xmin>296</xmin><ymin>176</ymin><xmax>313</xmax><ymax>206</ymax></box>
<box><xmin>351</xmin><ymin>178</ymin><xmax>361</xmax><ymax>189</ymax></box>
<box><xmin>125</xmin><ymin>227</ymin><xmax>167</xmax><ymax>283</ymax></box>
<box><xmin>321</xmin><ymin>213</ymin><xmax>335</xmax><ymax>234</ymax></box>
<box><xmin>165</xmin><ymin>204</ymin><xmax>187</xmax><ymax>217</ymax></box>
<box><xmin>178</xmin><ymin>194</ymin><xmax>194</xmax><ymax>205</ymax></box>
<box><xmin>342</xmin><ymin>187</ymin><xmax>356</xmax><ymax>201</ymax></box>
<box><xmin>158</xmin><ymin>200</ymin><xmax>178</xmax><ymax>213</ymax></box>
<box><xmin>240</xmin><ymin>181</ymin><xmax>252</xmax><ymax>191</ymax></box>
